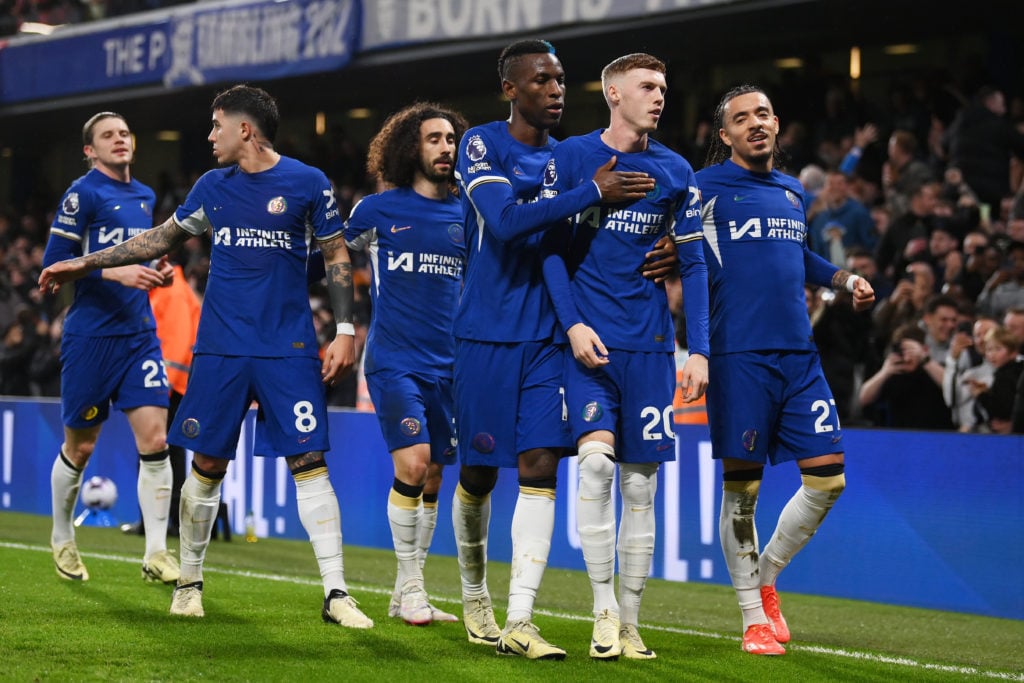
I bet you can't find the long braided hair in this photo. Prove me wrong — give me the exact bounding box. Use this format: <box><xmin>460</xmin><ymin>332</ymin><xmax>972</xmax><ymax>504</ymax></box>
<box><xmin>703</xmin><ymin>84</ymin><xmax>787</xmax><ymax>170</ymax></box>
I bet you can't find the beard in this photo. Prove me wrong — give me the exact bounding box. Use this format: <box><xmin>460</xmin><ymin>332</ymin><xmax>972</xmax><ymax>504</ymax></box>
<box><xmin>420</xmin><ymin>158</ymin><xmax>453</xmax><ymax>184</ymax></box>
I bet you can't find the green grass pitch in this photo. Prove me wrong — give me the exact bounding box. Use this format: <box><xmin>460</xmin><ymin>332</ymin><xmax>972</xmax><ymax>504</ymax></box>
<box><xmin>1</xmin><ymin>511</ymin><xmax>1020</xmax><ymax>681</ymax></box>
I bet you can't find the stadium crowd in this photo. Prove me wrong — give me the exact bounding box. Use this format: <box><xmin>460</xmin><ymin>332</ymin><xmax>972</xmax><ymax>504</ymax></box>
<box><xmin>0</xmin><ymin>0</ymin><xmax>193</xmax><ymax>35</ymax></box>
<box><xmin>2</xmin><ymin>66</ymin><xmax>1024</xmax><ymax>432</ymax></box>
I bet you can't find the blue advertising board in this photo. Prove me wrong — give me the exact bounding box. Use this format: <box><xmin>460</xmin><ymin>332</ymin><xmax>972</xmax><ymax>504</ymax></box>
<box><xmin>1</xmin><ymin>398</ymin><xmax>1021</xmax><ymax>619</ymax></box>
<box><xmin>0</xmin><ymin>0</ymin><xmax>358</xmax><ymax>103</ymax></box>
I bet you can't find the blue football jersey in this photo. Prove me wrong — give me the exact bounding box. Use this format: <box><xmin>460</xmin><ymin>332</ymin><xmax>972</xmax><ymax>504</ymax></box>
<box><xmin>173</xmin><ymin>156</ymin><xmax>343</xmax><ymax>358</ymax></box>
<box><xmin>696</xmin><ymin>159</ymin><xmax>839</xmax><ymax>354</ymax></box>
<box><xmin>543</xmin><ymin>130</ymin><xmax>709</xmax><ymax>354</ymax></box>
<box><xmin>44</xmin><ymin>169</ymin><xmax>157</xmax><ymax>336</ymax></box>
<box><xmin>454</xmin><ymin>121</ymin><xmax>602</xmax><ymax>342</ymax></box>
<box><xmin>345</xmin><ymin>186</ymin><xmax>465</xmax><ymax>377</ymax></box>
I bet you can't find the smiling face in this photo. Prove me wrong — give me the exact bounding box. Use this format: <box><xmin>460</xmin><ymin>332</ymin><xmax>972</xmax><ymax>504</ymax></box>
<box><xmin>504</xmin><ymin>52</ymin><xmax>566</xmax><ymax>132</ymax></box>
<box><xmin>718</xmin><ymin>91</ymin><xmax>779</xmax><ymax>172</ymax></box>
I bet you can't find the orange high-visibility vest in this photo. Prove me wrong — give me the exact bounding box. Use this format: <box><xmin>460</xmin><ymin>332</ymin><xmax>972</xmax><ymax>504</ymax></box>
<box><xmin>149</xmin><ymin>265</ymin><xmax>201</xmax><ymax>396</ymax></box>
<box><xmin>673</xmin><ymin>366</ymin><xmax>708</xmax><ymax>425</ymax></box>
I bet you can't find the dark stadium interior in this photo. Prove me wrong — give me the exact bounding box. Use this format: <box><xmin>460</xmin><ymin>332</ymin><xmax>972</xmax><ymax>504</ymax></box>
<box><xmin>0</xmin><ymin>0</ymin><xmax>1016</xmax><ymax>185</ymax></box>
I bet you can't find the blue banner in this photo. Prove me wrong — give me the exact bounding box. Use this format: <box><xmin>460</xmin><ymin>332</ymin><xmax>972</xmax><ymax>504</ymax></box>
<box><xmin>361</xmin><ymin>0</ymin><xmax>738</xmax><ymax>51</ymax></box>
<box><xmin>0</xmin><ymin>0</ymin><xmax>358</xmax><ymax>104</ymax></box>
<box><xmin>2</xmin><ymin>398</ymin><xmax>1021</xmax><ymax>619</ymax></box>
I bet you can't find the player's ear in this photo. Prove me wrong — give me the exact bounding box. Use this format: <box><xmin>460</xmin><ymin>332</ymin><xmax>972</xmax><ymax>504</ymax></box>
<box><xmin>501</xmin><ymin>78</ymin><xmax>517</xmax><ymax>102</ymax></box>
<box><xmin>718</xmin><ymin>128</ymin><xmax>732</xmax><ymax>148</ymax></box>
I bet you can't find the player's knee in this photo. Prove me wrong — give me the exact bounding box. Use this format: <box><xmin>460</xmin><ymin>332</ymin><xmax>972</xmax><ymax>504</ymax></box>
<box><xmin>395</xmin><ymin>459</ymin><xmax>428</xmax><ymax>487</ymax></box>
<box><xmin>518</xmin><ymin>446</ymin><xmax>561</xmax><ymax>479</ymax></box>
<box><xmin>190</xmin><ymin>458</ymin><xmax>227</xmax><ymax>484</ymax></box>
<box><xmin>800</xmin><ymin>462</ymin><xmax>846</xmax><ymax>495</ymax></box>
<box><xmin>578</xmin><ymin>441</ymin><xmax>616</xmax><ymax>480</ymax></box>
<box><xmin>619</xmin><ymin>463</ymin><xmax>658</xmax><ymax>506</ymax></box>
<box><xmin>459</xmin><ymin>465</ymin><xmax>497</xmax><ymax>497</ymax></box>
<box><xmin>287</xmin><ymin>451</ymin><xmax>327</xmax><ymax>479</ymax></box>
<box><xmin>63</xmin><ymin>440</ymin><xmax>95</xmax><ymax>466</ymax></box>
<box><xmin>424</xmin><ymin>461</ymin><xmax>444</xmax><ymax>493</ymax></box>
<box><xmin>138</xmin><ymin>435</ymin><xmax>168</xmax><ymax>455</ymax></box>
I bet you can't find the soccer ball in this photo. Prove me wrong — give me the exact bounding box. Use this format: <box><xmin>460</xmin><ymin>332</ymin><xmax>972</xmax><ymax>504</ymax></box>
<box><xmin>81</xmin><ymin>476</ymin><xmax>118</xmax><ymax>510</ymax></box>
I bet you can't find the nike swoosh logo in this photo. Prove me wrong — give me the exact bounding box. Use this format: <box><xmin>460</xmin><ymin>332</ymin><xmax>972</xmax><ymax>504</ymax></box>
<box><xmin>512</xmin><ymin>638</ymin><xmax>530</xmax><ymax>652</ymax></box>
<box><xmin>733</xmin><ymin>195</ymin><xmax>747</xmax><ymax>202</ymax></box>
<box><xmin>390</xmin><ymin>225</ymin><xmax>412</xmax><ymax>233</ymax></box>
<box><xmin>592</xmin><ymin>642</ymin><xmax>614</xmax><ymax>653</ymax></box>
<box><xmin>315</xmin><ymin>517</ymin><xmax>336</xmax><ymax>525</ymax></box>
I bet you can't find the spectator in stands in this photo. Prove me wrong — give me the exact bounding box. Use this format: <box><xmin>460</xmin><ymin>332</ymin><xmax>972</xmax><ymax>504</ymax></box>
<box><xmin>799</xmin><ymin>164</ymin><xmax>826</xmax><ymax>210</ymax></box>
<box><xmin>0</xmin><ymin>315</ymin><xmax>36</xmax><ymax>395</ymax></box>
<box><xmin>1011</xmin><ymin>368</ymin><xmax>1024</xmax><ymax>433</ymax></box>
<box><xmin>943</xmin><ymin>315</ymin><xmax>997</xmax><ymax>432</ymax></box>
<box><xmin>937</xmin><ymin>166</ymin><xmax>981</xmax><ymax>223</ymax></box>
<box><xmin>944</xmin><ymin>86</ymin><xmax>1024</xmax><ymax>211</ymax></box>
<box><xmin>872</xmin><ymin>260</ymin><xmax>935</xmax><ymax>358</ymax></box>
<box><xmin>955</xmin><ymin>231</ymin><xmax>998</xmax><ymax>302</ymax></box>
<box><xmin>974</xmin><ymin>326</ymin><xmax>1024</xmax><ymax>434</ymax></box>
<box><xmin>846</xmin><ymin>247</ymin><xmax>892</xmax><ymax>304</ymax></box>
<box><xmin>924</xmin><ymin>225</ymin><xmax>962</xmax><ymax>295</ymax></box>
<box><xmin>807</xmin><ymin>284</ymin><xmax>873</xmax><ymax>422</ymax></box>
<box><xmin>858</xmin><ymin>322</ymin><xmax>953</xmax><ymax>430</ymax></box>
<box><xmin>838</xmin><ymin>123</ymin><xmax>880</xmax><ymax>179</ymax></box>
<box><xmin>808</xmin><ymin>169</ymin><xmax>876</xmax><ymax>266</ymax></box>
<box><xmin>28</xmin><ymin>306</ymin><xmax>66</xmax><ymax>396</ymax></box>
<box><xmin>918</xmin><ymin>294</ymin><xmax>960</xmax><ymax>365</ymax></box>
<box><xmin>882</xmin><ymin>130</ymin><xmax>934</xmax><ymax>221</ymax></box>
<box><xmin>976</xmin><ymin>241</ymin><xmax>1024</xmax><ymax>320</ymax></box>
<box><xmin>875</xmin><ymin>180</ymin><xmax>939</xmax><ymax>279</ymax></box>
<box><xmin>1003</xmin><ymin>306</ymin><xmax>1024</xmax><ymax>354</ymax></box>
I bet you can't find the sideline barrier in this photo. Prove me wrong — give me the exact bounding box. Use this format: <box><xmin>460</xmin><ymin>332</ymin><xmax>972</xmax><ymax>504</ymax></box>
<box><xmin>1</xmin><ymin>398</ymin><xmax>1020</xmax><ymax>619</ymax></box>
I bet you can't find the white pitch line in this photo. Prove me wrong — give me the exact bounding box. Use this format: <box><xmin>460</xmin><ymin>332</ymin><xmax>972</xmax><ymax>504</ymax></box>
<box><xmin>5</xmin><ymin>540</ymin><xmax>1021</xmax><ymax>681</ymax></box>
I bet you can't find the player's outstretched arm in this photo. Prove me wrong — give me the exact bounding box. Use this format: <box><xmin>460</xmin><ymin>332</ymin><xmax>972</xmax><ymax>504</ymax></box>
<box><xmin>102</xmin><ymin>256</ymin><xmax>174</xmax><ymax>291</ymax></box>
<box><xmin>831</xmin><ymin>269</ymin><xmax>875</xmax><ymax>312</ymax></box>
<box><xmin>464</xmin><ymin>157</ymin><xmax>650</xmax><ymax>244</ymax></box>
<box><xmin>39</xmin><ymin>218</ymin><xmax>188</xmax><ymax>294</ymax></box>
<box><xmin>318</xmin><ymin>234</ymin><xmax>356</xmax><ymax>384</ymax></box>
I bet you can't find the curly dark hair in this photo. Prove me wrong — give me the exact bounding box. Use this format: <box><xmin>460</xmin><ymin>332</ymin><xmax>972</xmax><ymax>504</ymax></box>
<box><xmin>366</xmin><ymin>102</ymin><xmax>468</xmax><ymax>191</ymax></box>
<box><xmin>703</xmin><ymin>84</ymin><xmax>786</xmax><ymax>170</ymax></box>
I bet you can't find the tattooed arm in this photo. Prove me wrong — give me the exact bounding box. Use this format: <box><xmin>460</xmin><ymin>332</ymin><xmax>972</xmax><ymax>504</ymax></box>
<box><xmin>39</xmin><ymin>217</ymin><xmax>190</xmax><ymax>294</ymax></box>
<box><xmin>318</xmin><ymin>233</ymin><xmax>355</xmax><ymax>384</ymax></box>
<box><xmin>831</xmin><ymin>268</ymin><xmax>876</xmax><ymax>312</ymax></box>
